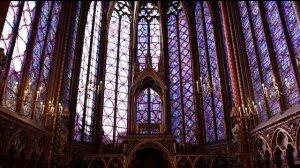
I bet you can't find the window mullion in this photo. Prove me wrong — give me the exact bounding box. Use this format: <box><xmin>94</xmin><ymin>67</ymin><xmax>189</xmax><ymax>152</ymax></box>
<box><xmin>201</xmin><ymin>3</ymin><xmax>218</xmax><ymax>141</ymax></box>
<box><xmin>81</xmin><ymin>2</ymin><xmax>97</xmax><ymax>142</ymax></box>
<box><xmin>112</xmin><ymin>15</ymin><xmax>122</xmax><ymax>143</ymax></box>
<box><xmin>175</xmin><ymin>15</ymin><xmax>186</xmax><ymax>143</ymax></box>
<box><xmin>147</xmin><ymin>88</ymin><xmax>151</xmax><ymax>124</ymax></box>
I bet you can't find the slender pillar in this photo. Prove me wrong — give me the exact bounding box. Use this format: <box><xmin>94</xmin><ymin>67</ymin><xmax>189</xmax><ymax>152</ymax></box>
<box><xmin>221</xmin><ymin>2</ymin><xmax>241</xmax><ymax>107</ymax></box>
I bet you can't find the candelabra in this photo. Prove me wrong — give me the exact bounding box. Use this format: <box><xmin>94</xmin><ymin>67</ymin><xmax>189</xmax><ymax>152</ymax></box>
<box><xmin>47</xmin><ymin>98</ymin><xmax>64</xmax><ymax>120</ymax></box>
<box><xmin>196</xmin><ymin>74</ymin><xmax>216</xmax><ymax>96</ymax></box>
<box><xmin>261</xmin><ymin>74</ymin><xmax>292</xmax><ymax>101</ymax></box>
<box><xmin>238</xmin><ymin>98</ymin><xmax>259</xmax><ymax>118</ymax></box>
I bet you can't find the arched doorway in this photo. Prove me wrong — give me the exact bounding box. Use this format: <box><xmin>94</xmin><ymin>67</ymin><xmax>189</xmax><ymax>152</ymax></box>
<box><xmin>130</xmin><ymin>147</ymin><xmax>170</xmax><ymax>168</ymax></box>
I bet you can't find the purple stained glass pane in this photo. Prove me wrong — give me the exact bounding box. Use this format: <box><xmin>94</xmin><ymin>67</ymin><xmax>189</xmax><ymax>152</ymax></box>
<box><xmin>281</xmin><ymin>2</ymin><xmax>300</xmax><ymax>77</ymax></box>
<box><xmin>75</xmin><ymin>1</ymin><xmax>102</xmax><ymax>142</ymax></box>
<box><xmin>102</xmin><ymin>1</ymin><xmax>131</xmax><ymax>144</ymax></box>
<box><xmin>136</xmin><ymin>88</ymin><xmax>162</xmax><ymax>124</ymax></box>
<box><xmin>168</xmin><ymin>1</ymin><xmax>196</xmax><ymax>144</ymax></box>
<box><xmin>2</xmin><ymin>1</ymin><xmax>37</xmax><ymax>111</ymax></box>
<box><xmin>204</xmin><ymin>3</ymin><xmax>226</xmax><ymax>141</ymax></box>
<box><xmin>248</xmin><ymin>1</ymin><xmax>281</xmax><ymax>116</ymax></box>
<box><xmin>264</xmin><ymin>1</ymin><xmax>300</xmax><ymax>107</ymax></box>
<box><xmin>137</xmin><ymin>2</ymin><xmax>160</xmax><ymax>71</ymax></box>
<box><xmin>238</xmin><ymin>1</ymin><xmax>268</xmax><ymax>121</ymax></box>
<box><xmin>195</xmin><ymin>2</ymin><xmax>215</xmax><ymax>143</ymax></box>
<box><xmin>23</xmin><ymin>1</ymin><xmax>53</xmax><ymax>118</ymax></box>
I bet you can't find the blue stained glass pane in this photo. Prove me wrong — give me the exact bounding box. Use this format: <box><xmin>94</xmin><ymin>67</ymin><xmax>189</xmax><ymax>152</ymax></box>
<box><xmin>137</xmin><ymin>2</ymin><xmax>160</xmax><ymax>71</ymax></box>
<box><xmin>168</xmin><ymin>1</ymin><xmax>196</xmax><ymax>144</ymax></box>
<box><xmin>264</xmin><ymin>2</ymin><xmax>300</xmax><ymax>107</ymax></box>
<box><xmin>248</xmin><ymin>1</ymin><xmax>281</xmax><ymax>116</ymax></box>
<box><xmin>238</xmin><ymin>1</ymin><xmax>268</xmax><ymax>121</ymax></box>
<box><xmin>62</xmin><ymin>2</ymin><xmax>81</xmax><ymax>107</ymax></box>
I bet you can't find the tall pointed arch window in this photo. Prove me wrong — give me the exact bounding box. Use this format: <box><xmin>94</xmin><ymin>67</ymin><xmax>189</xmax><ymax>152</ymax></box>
<box><xmin>168</xmin><ymin>1</ymin><xmax>196</xmax><ymax>144</ymax></box>
<box><xmin>195</xmin><ymin>1</ymin><xmax>226</xmax><ymax>143</ymax></box>
<box><xmin>61</xmin><ymin>2</ymin><xmax>81</xmax><ymax>107</ymax></box>
<box><xmin>137</xmin><ymin>2</ymin><xmax>161</xmax><ymax>71</ymax></box>
<box><xmin>0</xmin><ymin>1</ymin><xmax>62</xmax><ymax>123</ymax></box>
<box><xmin>74</xmin><ymin>1</ymin><xmax>102</xmax><ymax>142</ymax></box>
<box><xmin>238</xmin><ymin>1</ymin><xmax>300</xmax><ymax>121</ymax></box>
<box><xmin>137</xmin><ymin>88</ymin><xmax>162</xmax><ymax>124</ymax></box>
<box><xmin>102</xmin><ymin>1</ymin><xmax>131</xmax><ymax>144</ymax></box>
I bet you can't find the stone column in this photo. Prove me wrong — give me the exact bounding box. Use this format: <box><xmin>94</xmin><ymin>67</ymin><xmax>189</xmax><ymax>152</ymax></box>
<box><xmin>221</xmin><ymin>1</ymin><xmax>241</xmax><ymax>107</ymax></box>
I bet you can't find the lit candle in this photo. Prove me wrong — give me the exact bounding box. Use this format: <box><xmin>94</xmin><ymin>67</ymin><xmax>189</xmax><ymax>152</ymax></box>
<box><xmin>36</xmin><ymin>91</ymin><xmax>40</xmax><ymax>101</ymax></box>
<box><xmin>42</xmin><ymin>104</ymin><xmax>45</xmax><ymax>115</ymax></box>
<box><xmin>285</xmin><ymin>78</ymin><xmax>290</xmax><ymax>90</ymax></box>
<box><xmin>100</xmin><ymin>81</ymin><xmax>103</xmax><ymax>91</ymax></box>
<box><xmin>213</xmin><ymin>82</ymin><xmax>216</xmax><ymax>90</ymax></box>
<box><xmin>14</xmin><ymin>82</ymin><xmax>18</xmax><ymax>92</ymax></box>
<box><xmin>238</xmin><ymin>107</ymin><xmax>242</xmax><ymax>117</ymax></box>
<box><xmin>254</xmin><ymin>105</ymin><xmax>259</xmax><ymax>117</ymax></box>
<box><xmin>196</xmin><ymin>81</ymin><xmax>199</xmax><ymax>92</ymax></box>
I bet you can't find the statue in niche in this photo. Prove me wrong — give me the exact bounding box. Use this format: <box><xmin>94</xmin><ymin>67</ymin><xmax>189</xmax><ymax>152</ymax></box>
<box><xmin>0</xmin><ymin>48</ymin><xmax>7</xmax><ymax>82</ymax></box>
<box><xmin>230</xmin><ymin>107</ymin><xmax>242</xmax><ymax>152</ymax></box>
<box><xmin>58</xmin><ymin>108</ymin><xmax>69</xmax><ymax>153</ymax></box>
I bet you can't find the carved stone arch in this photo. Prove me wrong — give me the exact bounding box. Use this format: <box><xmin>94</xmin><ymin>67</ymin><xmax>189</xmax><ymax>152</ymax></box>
<box><xmin>32</xmin><ymin>137</ymin><xmax>47</xmax><ymax>161</ymax></box>
<box><xmin>130</xmin><ymin>68</ymin><xmax>167</xmax><ymax>133</ymax></box>
<box><xmin>90</xmin><ymin>157</ymin><xmax>106</xmax><ymax>168</ymax></box>
<box><xmin>254</xmin><ymin>136</ymin><xmax>271</xmax><ymax>159</ymax></box>
<box><xmin>177</xmin><ymin>156</ymin><xmax>192</xmax><ymax>168</ymax></box>
<box><xmin>106</xmin><ymin>1</ymin><xmax>133</xmax><ymax>26</ymax></box>
<box><xmin>271</xmin><ymin>128</ymin><xmax>295</xmax><ymax>156</ymax></box>
<box><xmin>194</xmin><ymin>156</ymin><xmax>210</xmax><ymax>168</ymax></box>
<box><xmin>6</xmin><ymin>130</ymin><xmax>29</xmax><ymax>157</ymax></box>
<box><xmin>107</xmin><ymin>157</ymin><xmax>123</xmax><ymax>168</ymax></box>
<box><xmin>127</xmin><ymin>140</ymin><xmax>173</xmax><ymax>168</ymax></box>
<box><xmin>105</xmin><ymin>0</ymin><xmax>133</xmax><ymax>55</ymax></box>
<box><xmin>296</xmin><ymin>124</ymin><xmax>300</xmax><ymax>153</ymax></box>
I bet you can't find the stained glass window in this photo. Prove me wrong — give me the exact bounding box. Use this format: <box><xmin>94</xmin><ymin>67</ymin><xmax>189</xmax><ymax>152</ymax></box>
<box><xmin>238</xmin><ymin>1</ymin><xmax>300</xmax><ymax>120</ymax></box>
<box><xmin>61</xmin><ymin>2</ymin><xmax>81</xmax><ymax>107</ymax></box>
<box><xmin>195</xmin><ymin>1</ymin><xmax>226</xmax><ymax>143</ymax></box>
<box><xmin>74</xmin><ymin>1</ymin><xmax>102</xmax><ymax>142</ymax></box>
<box><xmin>0</xmin><ymin>1</ymin><xmax>62</xmax><ymax>124</ymax></box>
<box><xmin>137</xmin><ymin>88</ymin><xmax>162</xmax><ymax>124</ymax></box>
<box><xmin>102</xmin><ymin>1</ymin><xmax>131</xmax><ymax>144</ymax></box>
<box><xmin>168</xmin><ymin>1</ymin><xmax>196</xmax><ymax>144</ymax></box>
<box><xmin>264</xmin><ymin>1</ymin><xmax>300</xmax><ymax>107</ymax></box>
<box><xmin>238</xmin><ymin>1</ymin><xmax>269</xmax><ymax>121</ymax></box>
<box><xmin>137</xmin><ymin>2</ymin><xmax>161</xmax><ymax>71</ymax></box>
<box><xmin>1</xmin><ymin>1</ymin><xmax>37</xmax><ymax>111</ymax></box>
<box><xmin>24</xmin><ymin>2</ymin><xmax>62</xmax><ymax>122</ymax></box>
<box><xmin>281</xmin><ymin>1</ymin><xmax>300</xmax><ymax>71</ymax></box>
